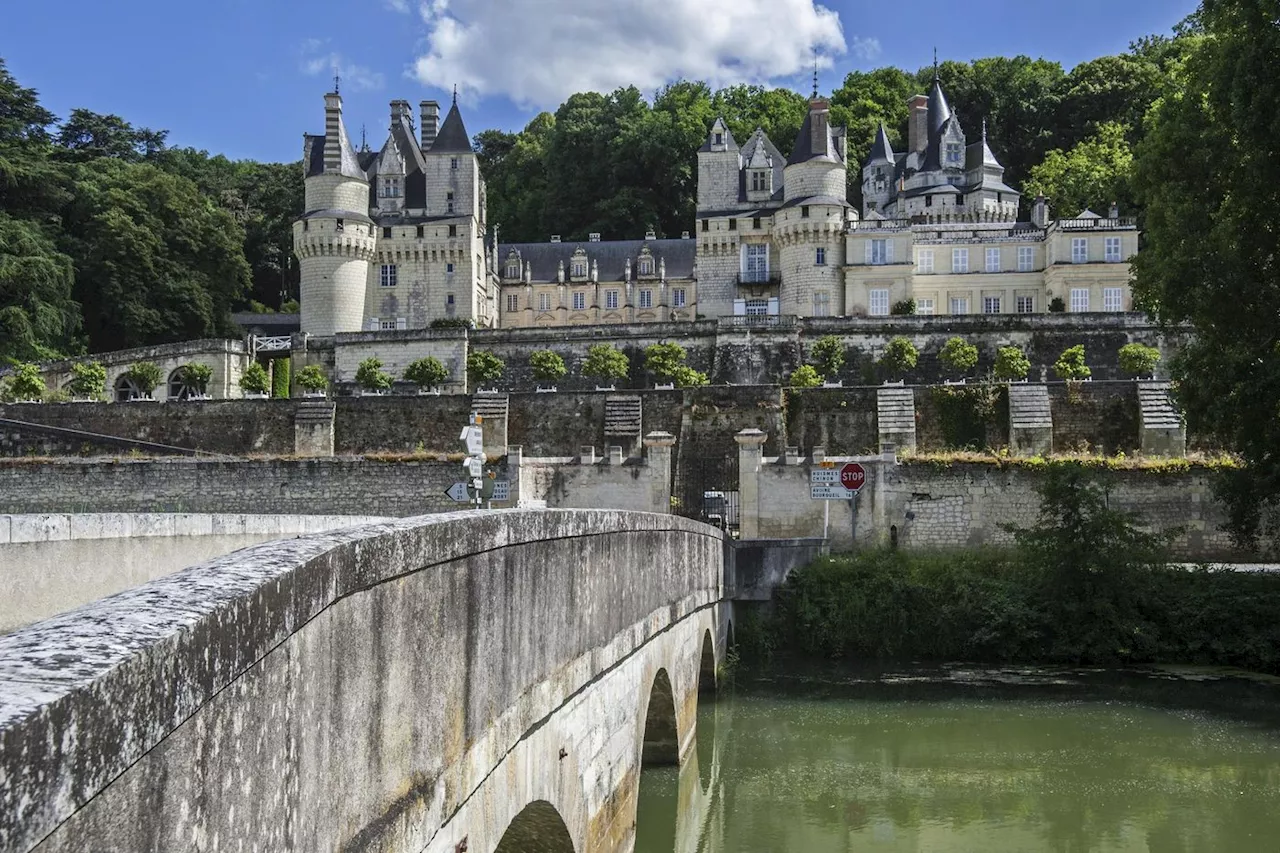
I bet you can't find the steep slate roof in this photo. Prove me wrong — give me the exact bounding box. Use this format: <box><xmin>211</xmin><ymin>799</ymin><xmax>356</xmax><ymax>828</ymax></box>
<box><xmin>430</xmin><ymin>102</ymin><xmax>471</xmax><ymax>153</ymax></box>
<box><xmin>497</xmin><ymin>238</ymin><xmax>696</xmax><ymax>283</ymax></box>
<box><xmin>867</xmin><ymin>123</ymin><xmax>895</xmax><ymax>165</ymax></box>
<box><xmin>303</xmin><ymin>114</ymin><xmax>367</xmax><ymax>181</ymax></box>
<box><xmin>922</xmin><ymin>75</ymin><xmax>952</xmax><ymax>172</ymax></box>
<box><xmin>697</xmin><ymin>118</ymin><xmax>738</xmax><ymax>152</ymax></box>
<box><xmin>786</xmin><ymin>108</ymin><xmax>843</xmax><ymax>166</ymax></box>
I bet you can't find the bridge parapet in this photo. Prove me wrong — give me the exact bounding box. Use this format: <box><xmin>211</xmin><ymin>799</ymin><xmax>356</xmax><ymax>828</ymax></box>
<box><xmin>0</xmin><ymin>509</ymin><xmax>725</xmax><ymax>853</ymax></box>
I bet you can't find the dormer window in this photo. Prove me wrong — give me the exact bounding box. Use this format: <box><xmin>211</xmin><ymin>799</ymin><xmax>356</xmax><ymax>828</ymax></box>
<box><xmin>714</xmin><ymin>132</ymin><xmax>723</xmax><ymax>146</ymax></box>
<box><xmin>750</xmin><ymin>170</ymin><xmax>770</xmax><ymax>192</ymax></box>
<box><xmin>945</xmin><ymin>143</ymin><xmax>963</xmax><ymax>165</ymax></box>
<box><xmin>381</xmin><ymin>178</ymin><xmax>400</xmax><ymax>198</ymax></box>
<box><xmin>638</xmin><ymin>257</ymin><xmax>654</xmax><ymax>276</ymax></box>
<box><xmin>570</xmin><ymin>248</ymin><xmax>588</xmax><ymax>279</ymax></box>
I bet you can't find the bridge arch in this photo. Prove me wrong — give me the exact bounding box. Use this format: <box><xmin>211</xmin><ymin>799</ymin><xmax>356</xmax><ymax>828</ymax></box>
<box><xmin>493</xmin><ymin>800</ymin><xmax>575</xmax><ymax>853</ymax></box>
<box><xmin>699</xmin><ymin>628</ymin><xmax>716</xmax><ymax>694</ymax></box>
<box><xmin>641</xmin><ymin>667</ymin><xmax>680</xmax><ymax>767</ymax></box>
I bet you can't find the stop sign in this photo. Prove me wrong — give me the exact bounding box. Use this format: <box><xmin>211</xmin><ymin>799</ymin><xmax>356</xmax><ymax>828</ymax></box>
<box><xmin>840</xmin><ymin>462</ymin><xmax>866</xmax><ymax>493</ymax></box>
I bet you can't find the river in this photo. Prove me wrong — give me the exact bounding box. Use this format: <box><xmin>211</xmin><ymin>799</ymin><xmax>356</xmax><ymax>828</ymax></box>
<box><xmin>634</xmin><ymin>664</ymin><xmax>1280</xmax><ymax>852</ymax></box>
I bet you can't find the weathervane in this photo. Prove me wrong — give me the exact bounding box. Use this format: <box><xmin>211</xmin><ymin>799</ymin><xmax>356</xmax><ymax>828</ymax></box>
<box><xmin>453</xmin><ymin>83</ymin><xmax>458</xmax><ymax>105</ymax></box>
<box><xmin>812</xmin><ymin>49</ymin><xmax>819</xmax><ymax>98</ymax></box>
<box><xmin>333</xmin><ymin>73</ymin><xmax>341</xmax><ymax>95</ymax></box>
<box><xmin>933</xmin><ymin>47</ymin><xmax>939</xmax><ymax>79</ymax></box>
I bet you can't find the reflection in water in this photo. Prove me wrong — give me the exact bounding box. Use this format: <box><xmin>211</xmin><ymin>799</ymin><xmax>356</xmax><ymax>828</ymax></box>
<box><xmin>635</xmin><ymin>665</ymin><xmax>1280</xmax><ymax>853</ymax></box>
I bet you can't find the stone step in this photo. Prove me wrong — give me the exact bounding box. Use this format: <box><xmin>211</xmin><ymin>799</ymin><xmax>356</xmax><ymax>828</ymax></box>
<box><xmin>604</xmin><ymin>395</ymin><xmax>643</xmax><ymax>437</ymax></box>
<box><xmin>471</xmin><ymin>393</ymin><xmax>509</xmax><ymax>420</ymax></box>
<box><xmin>1138</xmin><ymin>382</ymin><xmax>1183</xmax><ymax>430</ymax></box>
<box><xmin>1008</xmin><ymin>384</ymin><xmax>1052</xmax><ymax>430</ymax></box>
<box><xmin>876</xmin><ymin>387</ymin><xmax>916</xmax><ymax>435</ymax></box>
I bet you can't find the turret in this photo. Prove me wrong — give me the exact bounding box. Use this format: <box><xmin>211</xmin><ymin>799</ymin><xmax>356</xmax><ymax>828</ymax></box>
<box><xmin>862</xmin><ymin>123</ymin><xmax>895</xmax><ymax>216</ymax></box>
<box><xmin>696</xmin><ymin>117</ymin><xmax>740</xmax><ymax>213</ymax></box>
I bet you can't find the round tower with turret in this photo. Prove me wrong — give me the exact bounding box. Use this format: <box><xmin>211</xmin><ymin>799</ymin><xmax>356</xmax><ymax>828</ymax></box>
<box><xmin>293</xmin><ymin>91</ymin><xmax>375</xmax><ymax>336</ymax></box>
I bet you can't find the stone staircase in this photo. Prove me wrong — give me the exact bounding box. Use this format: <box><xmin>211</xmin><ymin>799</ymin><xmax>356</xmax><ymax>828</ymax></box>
<box><xmin>876</xmin><ymin>386</ymin><xmax>916</xmax><ymax>451</ymax></box>
<box><xmin>604</xmin><ymin>395</ymin><xmax>643</xmax><ymax>444</ymax></box>
<box><xmin>1007</xmin><ymin>384</ymin><xmax>1053</xmax><ymax>455</ymax></box>
<box><xmin>1138</xmin><ymin>382</ymin><xmax>1185</xmax><ymax>456</ymax></box>
<box><xmin>471</xmin><ymin>393</ymin><xmax>509</xmax><ymax>455</ymax></box>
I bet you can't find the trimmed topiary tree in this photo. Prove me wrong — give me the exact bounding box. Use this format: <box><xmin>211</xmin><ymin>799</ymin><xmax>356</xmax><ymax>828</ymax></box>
<box><xmin>581</xmin><ymin>343</ymin><xmax>630</xmax><ymax>383</ymax></box>
<box><xmin>879</xmin><ymin>337</ymin><xmax>918</xmax><ymax>380</ymax></box>
<box><xmin>296</xmin><ymin>364</ymin><xmax>329</xmax><ymax>394</ymax></box>
<box><xmin>124</xmin><ymin>362</ymin><xmax>162</xmax><ymax>398</ymax></box>
<box><xmin>177</xmin><ymin>363</ymin><xmax>213</xmax><ymax>397</ymax></box>
<box><xmin>891</xmin><ymin>298</ymin><xmax>917</xmax><ymax>316</ymax></box>
<box><xmin>673</xmin><ymin>365</ymin><xmax>709</xmax><ymax>387</ymax></box>
<box><xmin>1053</xmin><ymin>344</ymin><xmax>1092</xmax><ymax>381</ymax></box>
<box><xmin>939</xmin><ymin>337</ymin><xmax>979</xmax><ymax>377</ymax></box>
<box><xmin>240</xmin><ymin>362</ymin><xmax>271</xmax><ymax>396</ymax></box>
<box><xmin>789</xmin><ymin>364</ymin><xmax>822</xmax><ymax>388</ymax></box>
<box><xmin>6</xmin><ymin>363</ymin><xmax>45</xmax><ymax>401</ymax></box>
<box><xmin>1118</xmin><ymin>343</ymin><xmax>1161</xmax><ymax>378</ymax></box>
<box><xmin>467</xmin><ymin>350</ymin><xmax>505</xmax><ymax>386</ymax></box>
<box><xmin>530</xmin><ymin>350</ymin><xmax>567</xmax><ymax>383</ymax></box>
<box><xmin>355</xmin><ymin>357</ymin><xmax>393</xmax><ymax>393</ymax></box>
<box><xmin>809</xmin><ymin>335</ymin><xmax>845</xmax><ymax>381</ymax></box>
<box><xmin>644</xmin><ymin>342</ymin><xmax>689</xmax><ymax>381</ymax></box>
<box><xmin>271</xmin><ymin>358</ymin><xmax>291</xmax><ymax>398</ymax></box>
<box><xmin>993</xmin><ymin>346</ymin><xmax>1031</xmax><ymax>382</ymax></box>
<box><xmin>67</xmin><ymin>361</ymin><xmax>107</xmax><ymax>400</ymax></box>
<box><xmin>405</xmin><ymin>356</ymin><xmax>449</xmax><ymax>390</ymax></box>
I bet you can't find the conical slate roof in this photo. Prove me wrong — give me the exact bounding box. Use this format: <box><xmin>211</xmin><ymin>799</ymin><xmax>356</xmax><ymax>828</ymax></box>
<box><xmin>922</xmin><ymin>74</ymin><xmax>952</xmax><ymax>172</ymax></box>
<box><xmin>867</xmin><ymin>123</ymin><xmax>894</xmax><ymax>165</ymax></box>
<box><xmin>430</xmin><ymin>101</ymin><xmax>471</xmax><ymax>153</ymax></box>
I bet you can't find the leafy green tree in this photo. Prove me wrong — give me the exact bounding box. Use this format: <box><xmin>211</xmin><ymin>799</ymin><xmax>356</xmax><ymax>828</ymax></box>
<box><xmin>789</xmin><ymin>364</ymin><xmax>822</xmax><ymax>388</ymax></box>
<box><xmin>295</xmin><ymin>364</ymin><xmax>329</xmax><ymax>393</ymax></box>
<box><xmin>177</xmin><ymin>363</ymin><xmax>213</xmax><ymax>396</ymax></box>
<box><xmin>1118</xmin><ymin>343</ymin><xmax>1161</xmax><ymax>377</ymax></box>
<box><xmin>1053</xmin><ymin>345</ymin><xmax>1092</xmax><ymax>381</ymax></box>
<box><xmin>1054</xmin><ymin>54</ymin><xmax>1167</xmax><ymax>148</ymax></box>
<box><xmin>467</xmin><ymin>350</ymin><xmax>505</xmax><ymax>385</ymax></box>
<box><xmin>581</xmin><ymin>343</ymin><xmax>630</xmax><ymax>381</ymax></box>
<box><xmin>0</xmin><ymin>214</ymin><xmax>80</xmax><ymax>361</ymax></box>
<box><xmin>1129</xmin><ymin>0</ymin><xmax>1276</xmax><ymax>546</ymax></box>
<box><xmin>404</xmin><ymin>357</ymin><xmax>449</xmax><ymax>389</ymax></box>
<box><xmin>645</xmin><ymin>342</ymin><xmax>691</xmax><ymax>380</ymax></box>
<box><xmin>67</xmin><ymin>361</ymin><xmax>106</xmax><ymax>400</ymax></box>
<box><xmin>879</xmin><ymin>337</ymin><xmax>918</xmax><ymax>379</ymax></box>
<box><xmin>891</xmin><ymin>298</ymin><xmax>916</xmax><ymax>316</ymax></box>
<box><xmin>5</xmin><ymin>363</ymin><xmax>46</xmax><ymax>400</ymax></box>
<box><xmin>529</xmin><ymin>350</ymin><xmax>567</xmax><ymax>382</ymax></box>
<box><xmin>355</xmin><ymin>357</ymin><xmax>393</xmax><ymax>392</ymax></box>
<box><xmin>672</xmin><ymin>365</ymin><xmax>709</xmax><ymax>388</ymax></box>
<box><xmin>939</xmin><ymin>337</ymin><xmax>979</xmax><ymax>377</ymax></box>
<box><xmin>54</xmin><ymin>109</ymin><xmax>167</xmax><ymax>162</ymax></box>
<box><xmin>124</xmin><ymin>362</ymin><xmax>162</xmax><ymax>397</ymax></box>
<box><xmin>240</xmin><ymin>362</ymin><xmax>271</xmax><ymax>395</ymax></box>
<box><xmin>993</xmin><ymin>346</ymin><xmax>1031</xmax><ymax>382</ymax></box>
<box><xmin>809</xmin><ymin>335</ymin><xmax>845</xmax><ymax>380</ymax></box>
<box><xmin>710</xmin><ymin>85</ymin><xmax>808</xmax><ymax>160</ymax></box>
<box><xmin>1024</xmin><ymin>122</ymin><xmax>1135</xmax><ymax>217</ymax></box>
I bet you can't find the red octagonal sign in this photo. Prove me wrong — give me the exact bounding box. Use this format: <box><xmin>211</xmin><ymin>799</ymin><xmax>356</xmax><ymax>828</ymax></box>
<box><xmin>840</xmin><ymin>462</ymin><xmax>867</xmax><ymax>493</ymax></box>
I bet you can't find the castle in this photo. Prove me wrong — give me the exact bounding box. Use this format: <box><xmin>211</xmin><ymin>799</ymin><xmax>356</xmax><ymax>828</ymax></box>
<box><xmin>294</xmin><ymin>71</ymin><xmax>1138</xmax><ymax>335</ymax></box>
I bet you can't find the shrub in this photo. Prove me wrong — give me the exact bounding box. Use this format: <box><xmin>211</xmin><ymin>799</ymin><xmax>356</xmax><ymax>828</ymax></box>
<box><xmin>809</xmin><ymin>335</ymin><xmax>845</xmax><ymax>379</ymax></box>
<box><xmin>240</xmin><ymin>362</ymin><xmax>271</xmax><ymax>395</ymax></box>
<box><xmin>673</xmin><ymin>365</ymin><xmax>709</xmax><ymax>387</ymax></box>
<box><xmin>645</xmin><ymin>342</ymin><xmax>689</xmax><ymax>379</ymax></box>
<box><xmin>430</xmin><ymin>317</ymin><xmax>474</xmax><ymax>329</ymax></box>
<box><xmin>939</xmin><ymin>337</ymin><xmax>979</xmax><ymax>376</ymax></box>
<box><xmin>1049</xmin><ymin>296</ymin><xmax>1066</xmax><ymax>313</ymax></box>
<box><xmin>1053</xmin><ymin>344</ymin><xmax>1092</xmax><ymax>381</ymax></box>
<box><xmin>124</xmin><ymin>362</ymin><xmax>162</xmax><ymax>396</ymax></box>
<box><xmin>581</xmin><ymin>343</ymin><xmax>630</xmax><ymax>382</ymax></box>
<box><xmin>879</xmin><ymin>337</ymin><xmax>918</xmax><ymax>378</ymax></box>
<box><xmin>1118</xmin><ymin>343</ymin><xmax>1161</xmax><ymax>377</ymax></box>
<box><xmin>993</xmin><ymin>346</ymin><xmax>1031</xmax><ymax>381</ymax></box>
<box><xmin>404</xmin><ymin>356</ymin><xmax>448</xmax><ymax>388</ymax></box>
<box><xmin>67</xmin><ymin>361</ymin><xmax>107</xmax><ymax>400</ymax></box>
<box><xmin>295</xmin><ymin>365</ymin><xmax>329</xmax><ymax>392</ymax></box>
<box><xmin>6</xmin><ymin>363</ymin><xmax>45</xmax><ymax>400</ymax></box>
<box><xmin>789</xmin><ymin>365</ymin><xmax>823</xmax><ymax>388</ymax></box>
<box><xmin>530</xmin><ymin>350</ymin><xmax>567</xmax><ymax>382</ymax></box>
<box><xmin>271</xmin><ymin>358</ymin><xmax>291</xmax><ymax>398</ymax></box>
<box><xmin>177</xmin><ymin>363</ymin><xmax>213</xmax><ymax>396</ymax></box>
<box><xmin>891</xmin><ymin>298</ymin><xmax>917</xmax><ymax>316</ymax></box>
<box><xmin>280</xmin><ymin>298</ymin><xmax>300</xmax><ymax>313</ymax></box>
<box><xmin>467</xmin><ymin>349</ymin><xmax>505</xmax><ymax>384</ymax></box>
<box><xmin>355</xmin><ymin>357</ymin><xmax>393</xmax><ymax>392</ymax></box>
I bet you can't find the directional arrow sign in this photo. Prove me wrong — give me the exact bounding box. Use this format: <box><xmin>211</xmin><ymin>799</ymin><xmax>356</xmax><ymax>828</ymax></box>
<box><xmin>445</xmin><ymin>482</ymin><xmax>470</xmax><ymax>503</ymax></box>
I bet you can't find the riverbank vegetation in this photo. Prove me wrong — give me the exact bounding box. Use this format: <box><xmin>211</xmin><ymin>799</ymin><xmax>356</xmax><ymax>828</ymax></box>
<box><xmin>741</xmin><ymin>462</ymin><xmax>1280</xmax><ymax>674</ymax></box>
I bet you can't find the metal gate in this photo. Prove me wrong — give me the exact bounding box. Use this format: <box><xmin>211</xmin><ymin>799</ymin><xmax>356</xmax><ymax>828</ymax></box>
<box><xmin>672</xmin><ymin>447</ymin><xmax>740</xmax><ymax>538</ymax></box>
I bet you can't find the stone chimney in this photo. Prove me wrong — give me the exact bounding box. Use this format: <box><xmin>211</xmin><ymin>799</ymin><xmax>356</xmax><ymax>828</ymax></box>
<box><xmin>809</xmin><ymin>98</ymin><xmax>830</xmax><ymax>156</ymax></box>
<box><xmin>323</xmin><ymin>92</ymin><xmax>343</xmax><ymax>172</ymax></box>
<box><xmin>1108</xmin><ymin>201</ymin><xmax>1120</xmax><ymax>220</ymax></box>
<box><xmin>1032</xmin><ymin>194</ymin><xmax>1051</xmax><ymax>228</ymax></box>
<box><xmin>420</xmin><ymin>100</ymin><xmax>439</xmax><ymax>150</ymax></box>
<box><xmin>907</xmin><ymin>94</ymin><xmax>928</xmax><ymax>154</ymax></box>
<box><xmin>391</xmin><ymin>99</ymin><xmax>411</xmax><ymax>125</ymax></box>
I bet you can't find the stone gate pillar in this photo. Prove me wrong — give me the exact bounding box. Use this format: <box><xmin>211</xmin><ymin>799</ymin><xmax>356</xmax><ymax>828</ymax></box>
<box><xmin>735</xmin><ymin>428</ymin><xmax>767</xmax><ymax>540</ymax></box>
<box><xmin>643</xmin><ymin>431</ymin><xmax>676</xmax><ymax>514</ymax></box>
<box><xmin>294</xmin><ymin>401</ymin><xmax>335</xmax><ymax>457</ymax></box>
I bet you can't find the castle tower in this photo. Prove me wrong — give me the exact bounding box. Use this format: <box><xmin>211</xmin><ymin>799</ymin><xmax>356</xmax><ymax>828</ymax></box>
<box><xmin>294</xmin><ymin>91</ymin><xmax>374</xmax><ymax>336</ymax></box>
<box><xmin>862</xmin><ymin>123</ymin><xmax>895</xmax><ymax>216</ymax></box>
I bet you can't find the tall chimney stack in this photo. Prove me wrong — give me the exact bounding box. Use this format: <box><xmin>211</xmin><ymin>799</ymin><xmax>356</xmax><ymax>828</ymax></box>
<box><xmin>809</xmin><ymin>99</ymin><xmax>830</xmax><ymax>156</ymax></box>
<box><xmin>907</xmin><ymin>94</ymin><xmax>928</xmax><ymax>154</ymax></box>
<box><xmin>323</xmin><ymin>92</ymin><xmax>343</xmax><ymax>172</ymax></box>
<box><xmin>391</xmin><ymin>99</ymin><xmax>411</xmax><ymax>125</ymax></box>
<box><xmin>420</xmin><ymin>100</ymin><xmax>439</xmax><ymax>150</ymax></box>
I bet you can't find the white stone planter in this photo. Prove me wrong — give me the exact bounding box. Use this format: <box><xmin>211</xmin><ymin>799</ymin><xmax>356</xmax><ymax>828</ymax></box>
<box><xmin>417</xmin><ymin>387</ymin><xmax>442</xmax><ymax>396</ymax></box>
<box><xmin>652</xmin><ymin>383</ymin><xmax>673</xmax><ymax>391</ymax></box>
<box><xmin>476</xmin><ymin>388</ymin><xmax>501</xmax><ymax>395</ymax></box>
<box><xmin>943</xmin><ymin>378</ymin><xmax>967</xmax><ymax>386</ymax></box>
<box><xmin>882</xmin><ymin>379</ymin><xmax>905</xmax><ymax>387</ymax></box>
<box><xmin>358</xmin><ymin>389</ymin><xmax>388</xmax><ymax>397</ymax></box>
<box><xmin>821</xmin><ymin>380</ymin><xmax>844</xmax><ymax>389</ymax></box>
<box><xmin>301</xmin><ymin>390</ymin><xmax>327</xmax><ymax>399</ymax></box>
<box><xmin>243</xmin><ymin>392</ymin><xmax>269</xmax><ymax>400</ymax></box>
<box><xmin>180</xmin><ymin>394</ymin><xmax>213</xmax><ymax>401</ymax></box>
<box><xmin>69</xmin><ymin>397</ymin><xmax>100</xmax><ymax>404</ymax></box>
<box><xmin>128</xmin><ymin>395</ymin><xmax>157</xmax><ymax>403</ymax></box>
<box><xmin>535</xmin><ymin>386</ymin><xmax>558</xmax><ymax>393</ymax></box>
<box><xmin>14</xmin><ymin>399</ymin><xmax>42</xmax><ymax>405</ymax></box>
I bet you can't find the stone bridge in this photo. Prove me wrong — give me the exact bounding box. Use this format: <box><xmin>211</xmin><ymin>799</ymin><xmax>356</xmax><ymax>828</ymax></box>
<box><xmin>0</xmin><ymin>510</ymin><xmax>729</xmax><ymax>853</ymax></box>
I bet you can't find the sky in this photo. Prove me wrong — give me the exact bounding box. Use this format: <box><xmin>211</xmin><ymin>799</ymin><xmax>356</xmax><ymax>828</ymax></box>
<box><xmin>2</xmin><ymin>0</ymin><xmax>1201</xmax><ymax>164</ymax></box>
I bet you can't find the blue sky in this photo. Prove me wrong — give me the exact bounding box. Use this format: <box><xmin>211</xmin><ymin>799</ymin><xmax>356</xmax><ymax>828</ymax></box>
<box><xmin>2</xmin><ymin>0</ymin><xmax>1200</xmax><ymax>164</ymax></box>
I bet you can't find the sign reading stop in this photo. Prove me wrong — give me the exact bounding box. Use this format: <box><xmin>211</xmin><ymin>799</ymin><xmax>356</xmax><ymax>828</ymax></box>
<box><xmin>840</xmin><ymin>462</ymin><xmax>867</xmax><ymax>494</ymax></box>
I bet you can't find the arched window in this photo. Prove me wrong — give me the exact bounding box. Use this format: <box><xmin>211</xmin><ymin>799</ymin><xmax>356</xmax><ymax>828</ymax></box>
<box><xmin>637</xmin><ymin>247</ymin><xmax>655</xmax><ymax>277</ymax></box>
<box><xmin>167</xmin><ymin>368</ymin><xmax>200</xmax><ymax>401</ymax></box>
<box><xmin>570</xmin><ymin>248</ymin><xmax>588</xmax><ymax>279</ymax></box>
<box><xmin>114</xmin><ymin>375</ymin><xmax>143</xmax><ymax>402</ymax></box>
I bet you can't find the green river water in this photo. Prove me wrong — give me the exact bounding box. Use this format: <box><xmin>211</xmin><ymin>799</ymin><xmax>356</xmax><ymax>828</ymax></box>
<box><xmin>634</xmin><ymin>665</ymin><xmax>1280</xmax><ymax>852</ymax></box>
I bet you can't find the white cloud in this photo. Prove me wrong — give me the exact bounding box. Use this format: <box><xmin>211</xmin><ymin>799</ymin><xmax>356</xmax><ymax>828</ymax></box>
<box><xmin>385</xmin><ymin>0</ymin><xmax>411</xmax><ymax>12</ymax></box>
<box><xmin>409</xmin><ymin>0</ymin><xmax>860</xmax><ymax>108</ymax></box>
<box><xmin>298</xmin><ymin>39</ymin><xmax>386</xmax><ymax>92</ymax></box>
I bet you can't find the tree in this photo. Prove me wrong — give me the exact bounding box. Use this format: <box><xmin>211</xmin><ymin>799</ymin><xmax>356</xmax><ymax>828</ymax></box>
<box><xmin>879</xmin><ymin>338</ymin><xmax>918</xmax><ymax>379</ymax></box>
<box><xmin>467</xmin><ymin>350</ymin><xmax>505</xmax><ymax>385</ymax></box>
<box><xmin>1053</xmin><ymin>345</ymin><xmax>1092</xmax><ymax>381</ymax></box>
<box><xmin>240</xmin><ymin>362</ymin><xmax>271</xmax><ymax>395</ymax></box>
<box><xmin>123</xmin><ymin>362</ymin><xmax>162</xmax><ymax>397</ymax></box>
<box><xmin>1054</xmin><ymin>54</ymin><xmax>1167</xmax><ymax>149</ymax></box>
<box><xmin>295</xmin><ymin>365</ymin><xmax>329</xmax><ymax>393</ymax></box>
<box><xmin>530</xmin><ymin>350</ymin><xmax>567</xmax><ymax>382</ymax></box>
<box><xmin>404</xmin><ymin>357</ymin><xmax>448</xmax><ymax>389</ymax></box>
<box><xmin>1118</xmin><ymin>343</ymin><xmax>1161</xmax><ymax>377</ymax></box>
<box><xmin>789</xmin><ymin>365</ymin><xmax>822</xmax><ymax>388</ymax></box>
<box><xmin>994</xmin><ymin>346</ymin><xmax>1031</xmax><ymax>382</ymax></box>
<box><xmin>1129</xmin><ymin>0</ymin><xmax>1278</xmax><ymax>546</ymax></box>
<box><xmin>355</xmin><ymin>357</ymin><xmax>393</xmax><ymax>392</ymax></box>
<box><xmin>672</xmin><ymin>365</ymin><xmax>709</xmax><ymax>387</ymax></box>
<box><xmin>0</xmin><ymin>214</ymin><xmax>80</xmax><ymax>362</ymax></box>
<box><xmin>939</xmin><ymin>337</ymin><xmax>979</xmax><ymax>377</ymax></box>
<box><xmin>581</xmin><ymin>343</ymin><xmax>630</xmax><ymax>382</ymax></box>
<box><xmin>645</xmin><ymin>342</ymin><xmax>691</xmax><ymax>380</ymax></box>
<box><xmin>809</xmin><ymin>335</ymin><xmax>845</xmax><ymax>380</ymax></box>
<box><xmin>177</xmin><ymin>363</ymin><xmax>213</xmax><ymax>396</ymax></box>
<box><xmin>5</xmin><ymin>363</ymin><xmax>45</xmax><ymax>401</ymax></box>
<box><xmin>66</xmin><ymin>361</ymin><xmax>106</xmax><ymax>400</ymax></box>
<box><xmin>54</xmin><ymin>109</ymin><xmax>167</xmax><ymax>162</ymax></box>
<box><xmin>1024</xmin><ymin>122</ymin><xmax>1135</xmax><ymax>217</ymax></box>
